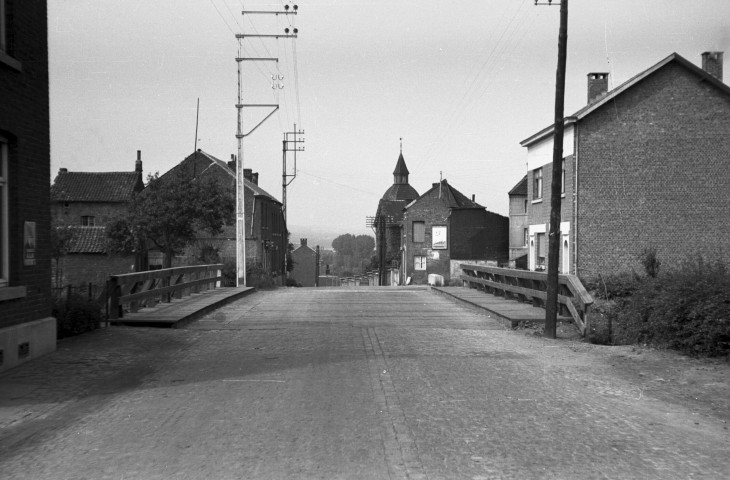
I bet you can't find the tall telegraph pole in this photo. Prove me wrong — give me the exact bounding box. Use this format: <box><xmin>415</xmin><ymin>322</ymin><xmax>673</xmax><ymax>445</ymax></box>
<box><xmin>535</xmin><ymin>0</ymin><xmax>568</xmax><ymax>339</ymax></box>
<box><xmin>234</xmin><ymin>5</ymin><xmax>299</xmax><ymax>286</ymax></box>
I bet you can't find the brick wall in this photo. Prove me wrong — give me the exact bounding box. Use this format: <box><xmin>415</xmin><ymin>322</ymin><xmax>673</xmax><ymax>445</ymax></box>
<box><xmin>576</xmin><ymin>63</ymin><xmax>730</xmax><ymax>279</ymax></box>
<box><xmin>52</xmin><ymin>202</ymin><xmax>128</xmax><ymax>227</ymax></box>
<box><xmin>52</xmin><ymin>254</ymin><xmax>135</xmax><ymax>289</ymax></box>
<box><xmin>403</xmin><ymin>190</ymin><xmax>451</xmax><ymax>284</ymax></box>
<box><xmin>526</xmin><ymin>155</ymin><xmax>574</xmax><ymax>273</ymax></box>
<box><xmin>0</xmin><ymin>1</ymin><xmax>52</xmax><ymax>329</ymax></box>
<box><xmin>290</xmin><ymin>246</ymin><xmax>316</xmax><ymax>287</ymax></box>
<box><xmin>508</xmin><ymin>193</ymin><xmax>528</xmax><ymax>261</ymax></box>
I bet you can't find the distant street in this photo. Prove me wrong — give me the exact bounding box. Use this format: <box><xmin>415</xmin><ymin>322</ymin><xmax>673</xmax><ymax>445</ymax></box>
<box><xmin>1</xmin><ymin>288</ymin><xmax>729</xmax><ymax>479</ymax></box>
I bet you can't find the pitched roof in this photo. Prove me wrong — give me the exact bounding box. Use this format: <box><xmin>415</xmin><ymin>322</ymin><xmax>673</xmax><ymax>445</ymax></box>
<box><xmin>170</xmin><ymin>150</ymin><xmax>281</xmax><ymax>204</ymax></box>
<box><xmin>66</xmin><ymin>226</ymin><xmax>107</xmax><ymax>254</ymax></box>
<box><xmin>508</xmin><ymin>175</ymin><xmax>528</xmax><ymax>196</ymax></box>
<box><xmin>521</xmin><ymin>52</ymin><xmax>730</xmax><ymax>146</ymax></box>
<box><xmin>51</xmin><ymin>171</ymin><xmax>142</xmax><ymax>203</ymax></box>
<box><xmin>410</xmin><ymin>179</ymin><xmax>484</xmax><ymax>210</ymax></box>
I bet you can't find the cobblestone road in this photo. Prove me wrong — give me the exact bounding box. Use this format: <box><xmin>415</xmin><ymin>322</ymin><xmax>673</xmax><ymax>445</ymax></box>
<box><xmin>1</xmin><ymin>287</ymin><xmax>729</xmax><ymax>479</ymax></box>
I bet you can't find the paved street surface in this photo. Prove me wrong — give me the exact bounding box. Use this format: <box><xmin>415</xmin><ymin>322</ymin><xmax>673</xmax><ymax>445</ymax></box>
<box><xmin>1</xmin><ymin>287</ymin><xmax>729</xmax><ymax>479</ymax></box>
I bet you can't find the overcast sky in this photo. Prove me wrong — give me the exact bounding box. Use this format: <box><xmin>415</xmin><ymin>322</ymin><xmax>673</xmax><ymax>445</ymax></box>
<box><xmin>48</xmin><ymin>0</ymin><xmax>730</xmax><ymax>238</ymax></box>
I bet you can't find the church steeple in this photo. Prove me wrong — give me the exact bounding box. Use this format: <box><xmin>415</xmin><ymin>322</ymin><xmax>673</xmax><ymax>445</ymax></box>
<box><xmin>393</xmin><ymin>139</ymin><xmax>410</xmax><ymax>185</ymax></box>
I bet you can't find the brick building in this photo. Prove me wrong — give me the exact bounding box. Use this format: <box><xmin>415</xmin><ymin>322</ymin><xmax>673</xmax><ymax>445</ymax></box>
<box><xmin>518</xmin><ymin>52</ymin><xmax>730</xmax><ymax>279</ymax></box>
<box><xmin>0</xmin><ymin>0</ymin><xmax>55</xmax><ymax>371</ymax></box>
<box><xmin>507</xmin><ymin>175</ymin><xmax>528</xmax><ymax>269</ymax></box>
<box><xmin>290</xmin><ymin>239</ymin><xmax>317</xmax><ymax>287</ymax></box>
<box><xmin>402</xmin><ymin>179</ymin><xmax>508</xmax><ymax>285</ymax></box>
<box><xmin>162</xmin><ymin>151</ymin><xmax>288</xmax><ymax>282</ymax></box>
<box><xmin>374</xmin><ymin>150</ymin><xmax>419</xmax><ymax>268</ymax></box>
<box><xmin>50</xmin><ymin>154</ymin><xmax>144</xmax><ymax>286</ymax></box>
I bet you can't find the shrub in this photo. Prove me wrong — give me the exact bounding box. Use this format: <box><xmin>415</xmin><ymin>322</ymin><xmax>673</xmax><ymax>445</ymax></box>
<box><xmin>246</xmin><ymin>263</ymin><xmax>277</xmax><ymax>290</ymax></box>
<box><xmin>221</xmin><ymin>260</ymin><xmax>237</xmax><ymax>287</ymax></box>
<box><xmin>53</xmin><ymin>294</ymin><xmax>102</xmax><ymax>339</ymax></box>
<box><xmin>589</xmin><ymin>255</ymin><xmax>730</xmax><ymax>357</ymax></box>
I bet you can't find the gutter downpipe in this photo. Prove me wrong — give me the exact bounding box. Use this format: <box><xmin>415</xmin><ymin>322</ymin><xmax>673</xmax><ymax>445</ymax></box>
<box><xmin>573</xmin><ymin>123</ymin><xmax>579</xmax><ymax>277</ymax></box>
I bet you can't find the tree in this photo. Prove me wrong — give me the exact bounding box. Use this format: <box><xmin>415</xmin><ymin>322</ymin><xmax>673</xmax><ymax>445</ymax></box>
<box><xmin>51</xmin><ymin>219</ymin><xmax>76</xmax><ymax>288</ymax></box>
<box><xmin>107</xmin><ymin>169</ymin><xmax>234</xmax><ymax>269</ymax></box>
<box><xmin>331</xmin><ymin>233</ymin><xmax>375</xmax><ymax>275</ymax></box>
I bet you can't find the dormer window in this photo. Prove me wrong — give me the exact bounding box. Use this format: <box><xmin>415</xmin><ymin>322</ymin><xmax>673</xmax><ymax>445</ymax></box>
<box><xmin>81</xmin><ymin>216</ymin><xmax>95</xmax><ymax>226</ymax></box>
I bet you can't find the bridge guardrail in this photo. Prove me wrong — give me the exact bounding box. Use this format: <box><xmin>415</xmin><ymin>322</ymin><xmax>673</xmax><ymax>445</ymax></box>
<box><xmin>460</xmin><ymin>264</ymin><xmax>593</xmax><ymax>336</ymax></box>
<box><xmin>107</xmin><ymin>264</ymin><xmax>223</xmax><ymax>319</ymax></box>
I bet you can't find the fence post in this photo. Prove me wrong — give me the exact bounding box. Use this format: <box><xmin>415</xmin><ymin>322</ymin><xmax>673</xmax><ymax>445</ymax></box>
<box><xmin>108</xmin><ymin>277</ymin><xmax>120</xmax><ymax>320</ymax></box>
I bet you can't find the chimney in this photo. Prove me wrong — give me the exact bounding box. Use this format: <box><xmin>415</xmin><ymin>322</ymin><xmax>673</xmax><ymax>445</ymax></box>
<box><xmin>252</xmin><ymin>172</ymin><xmax>259</xmax><ymax>185</ymax></box>
<box><xmin>300</xmin><ymin>238</ymin><xmax>307</xmax><ymax>247</ymax></box>
<box><xmin>59</xmin><ymin>168</ymin><xmax>68</xmax><ymax>174</ymax></box>
<box><xmin>228</xmin><ymin>154</ymin><xmax>236</xmax><ymax>172</ymax></box>
<box><xmin>471</xmin><ymin>194</ymin><xmax>475</xmax><ymax>202</ymax></box>
<box><xmin>135</xmin><ymin>150</ymin><xmax>143</xmax><ymax>173</ymax></box>
<box><xmin>587</xmin><ymin>73</ymin><xmax>609</xmax><ymax>104</ymax></box>
<box><xmin>701</xmin><ymin>51</ymin><xmax>723</xmax><ymax>81</ymax></box>
<box><xmin>243</xmin><ymin>168</ymin><xmax>253</xmax><ymax>181</ymax></box>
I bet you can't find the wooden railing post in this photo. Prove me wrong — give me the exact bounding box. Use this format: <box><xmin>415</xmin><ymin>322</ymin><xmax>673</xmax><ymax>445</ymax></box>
<box><xmin>107</xmin><ymin>277</ymin><xmax>120</xmax><ymax>320</ymax></box>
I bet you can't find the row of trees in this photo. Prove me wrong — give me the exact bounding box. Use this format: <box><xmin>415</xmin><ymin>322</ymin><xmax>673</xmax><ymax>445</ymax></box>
<box><xmin>329</xmin><ymin>233</ymin><xmax>376</xmax><ymax>277</ymax></box>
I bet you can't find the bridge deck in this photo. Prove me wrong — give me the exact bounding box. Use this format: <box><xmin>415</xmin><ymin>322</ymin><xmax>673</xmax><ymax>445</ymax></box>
<box><xmin>431</xmin><ymin>286</ymin><xmax>571</xmax><ymax>327</ymax></box>
<box><xmin>110</xmin><ymin>286</ymin><xmax>255</xmax><ymax>328</ymax></box>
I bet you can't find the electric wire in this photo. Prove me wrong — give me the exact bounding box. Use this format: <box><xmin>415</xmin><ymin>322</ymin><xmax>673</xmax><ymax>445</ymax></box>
<box><xmin>415</xmin><ymin>0</ymin><xmax>532</xmax><ymax>172</ymax></box>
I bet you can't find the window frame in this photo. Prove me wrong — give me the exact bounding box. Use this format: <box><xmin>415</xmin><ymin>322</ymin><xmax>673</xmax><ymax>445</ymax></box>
<box><xmin>0</xmin><ymin>136</ymin><xmax>9</xmax><ymax>287</ymax></box>
<box><xmin>561</xmin><ymin>158</ymin><xmax>566</xmax><ymax>194</ymax></box>
<box><xmin>414</xmin><ymin>255</ymin><xmax>426</xmax><ymax>271</ymax></box>
<box><xmin>81</xmin><ymin>215</ymin><xmax>95</xmax><ymax>226</ymax></box>
<box><xmin>412</xmin><ymin>221</ymin><xmax>425</xmax><ymax>243</ymax></box>
<box><xmin>533</xmin><ymin>167</ymin><xmax>543</xmax><ymax>200</ymax></box>
<box><xmin>0</xmin><ymin>0</ymin><xmax>6</xmax><ymax>53</ymax></box>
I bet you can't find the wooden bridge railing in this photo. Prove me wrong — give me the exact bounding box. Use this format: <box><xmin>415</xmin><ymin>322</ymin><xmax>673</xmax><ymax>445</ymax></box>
<box><xmin>107</xmin><ymin>264</ymin><xmax>223</xmax><ymax>320</ymax></box>
<box><xmin>459</xmin><ymin>264</ymin><xmax>594</xmax><ymax>336</ymax></box>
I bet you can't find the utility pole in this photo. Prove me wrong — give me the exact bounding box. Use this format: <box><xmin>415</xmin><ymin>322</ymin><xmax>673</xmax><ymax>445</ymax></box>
<box><xmin>234</xmin><ymin>5</ymin><xmax>299</xmax><ymax>287</ymax></box>
<box><xmin>535</xmin><ymin>0</ymin><xmax>568</xmax><ymax>339</ymax></box>
<box><xmin>283</xmin><ymin>124</ymin><xmax>304</xmax><ymax>223</ymax></box>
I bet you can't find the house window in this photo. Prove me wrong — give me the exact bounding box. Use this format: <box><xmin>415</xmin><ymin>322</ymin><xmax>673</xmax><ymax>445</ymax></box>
<box><xmin>533</xmin><ymin>168</ymin><xmax>543</xmax><ymax>200</ymax></box>
<box><xmin>0</xmin><ymin>137</ymin><xmax>8</xmax><ymax>287</ymax></box>
<box><xmin>561</xmin><ymin>158</ymin><xmax>566</xmax><ymax>194</ymax></box>
<box><xmin>0</xmin><ymin>0</ymin><xmax>12</xmax><ymax>56</ymax></box>
<box><xmin>523</xmin><ymin>228</ymin><xmax>528</xmax><ymax>247</ymax></box>
<box><xmin>414</xmin><ymin>255</ymin><xmax>426</xmax><ymax>270</ymax></box>
<box><xmin>81</xmin><ymin>216</ymin><xmax>95</xmax><ymax>226</ymax></box>
<box><xmin>524</xmin><ymin>199</ymin><xmax>528</xmax><ymax>213</ymax></box>
<box><xmin>0</xmin><ymin>0</ymin><xmax>6</xmax><ymax>53</ymax></box>
<box><xmin>412</xmin><ymin>221</ymin><xmax>425</xmax><ymax>243</ymax></box>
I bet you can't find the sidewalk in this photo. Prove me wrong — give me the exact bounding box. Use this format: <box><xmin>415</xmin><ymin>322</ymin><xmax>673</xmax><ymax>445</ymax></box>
<box><xmin>110</xmin><ymin>285</ymin><xmax>255</xmax><ymax>328</ymax></box>
<box><xmin>431</xmin><ymin>285</ymin><xmax>572</xmax><ymax>328</ymax></box>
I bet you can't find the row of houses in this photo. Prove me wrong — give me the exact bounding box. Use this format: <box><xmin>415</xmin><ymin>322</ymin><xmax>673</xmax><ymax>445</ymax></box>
<box><xmin>374</xmin><ymin>151</ymin><xmax>509</xmax><ymax>285</ymax></box>
<box><xmin>375</xmin><ymin>50</ymin><xmax>730</xmax><ymax>286</ymax></box>
<box><xmin>51</xmin><ymin>150</ymin><xmax>288</xmax><ymax>288</ymax></box>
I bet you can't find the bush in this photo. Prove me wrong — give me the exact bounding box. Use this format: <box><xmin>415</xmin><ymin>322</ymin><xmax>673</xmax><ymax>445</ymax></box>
<box><xmin>246</xmin><ymin>263</ymin><xmax>277</xmax><ymax>290</ymax></box>
<box><xmin>285</xmin><ymin>278</ymin><xmax>301</xmax><ymax>287</ymax></box>
<box><xmin>221</xmin><ymin>260</ymin><xmax>237</xmax><ymax>287</ymax></box>
<box><xmin>589</xmin><ymin>255</ymin><xmax>730</xmax><ymax>357</ymax></box>
<box><xmin>53</xmin><ymin>294</ymin><xmax>102</xmax><ymax>339</ymax></box>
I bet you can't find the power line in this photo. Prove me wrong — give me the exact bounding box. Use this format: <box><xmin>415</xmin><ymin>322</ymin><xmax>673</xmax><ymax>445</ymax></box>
<box><xmin>209</xmin><ymin>0</ymin><xmax>237</xmax><ymax>36</ymax></box>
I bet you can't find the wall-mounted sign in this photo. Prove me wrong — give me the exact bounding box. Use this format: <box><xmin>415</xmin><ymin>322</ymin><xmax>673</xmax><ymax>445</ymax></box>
<box><xmin>432</xmin><ymin>226</ymin><xmax>447</xmax><ymax>250</ymax></box>
<box><xmin>24</xmin><ymin>221</ymin><xmax>36</xmax><ymax>266</ymax></box>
